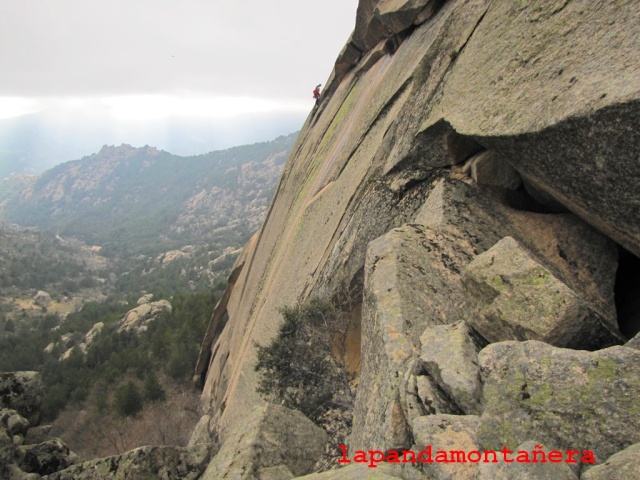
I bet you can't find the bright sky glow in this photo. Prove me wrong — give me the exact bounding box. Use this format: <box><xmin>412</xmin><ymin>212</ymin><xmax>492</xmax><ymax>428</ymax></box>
<box><xmin>0</xmin><ymin>0</ymin><xmax>359</xmax><ymax>121</ymax></box>
<box><xmin>0</xmin><ymin>0</ymin><xmax>358</xmax><ymax>162</ymax></box>
<box><xmin>101</xmin><ymin>95</ymin><xmax>309</xmax><ymax>120</ymax></box>
<box><xmin>0</xmin><ymin>97</ymin><xmax>40</xmax><ymax>119</ymax></box>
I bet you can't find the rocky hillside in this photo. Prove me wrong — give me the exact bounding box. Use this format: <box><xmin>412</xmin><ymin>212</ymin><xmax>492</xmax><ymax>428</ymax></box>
<box><xmin>191</xmin><ymin>0</ymin><xmax>640</xmax><ymax>478</ymax></box>
<box><xmin>0</xmin><ymin>133</ymin><xmax>296</xmax><ymax>255</ymax></box>
<box><xmin>0</xmin><ymin>222</ymin><xmax>110</xmax><ymax>328</ymax></box>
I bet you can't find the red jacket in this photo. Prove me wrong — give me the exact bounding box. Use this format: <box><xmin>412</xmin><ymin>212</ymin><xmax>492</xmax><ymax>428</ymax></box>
<box><xmin>313</xmin><ymin>87</ymin><xmax>320</xmax><ymax>99</ymax></box>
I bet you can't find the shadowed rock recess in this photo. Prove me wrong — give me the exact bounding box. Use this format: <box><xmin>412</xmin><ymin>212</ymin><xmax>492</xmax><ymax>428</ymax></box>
<box><xmin>3</xmin><ymin>0</ymin><xmax>635</xmax><ymax>478</ymax></box>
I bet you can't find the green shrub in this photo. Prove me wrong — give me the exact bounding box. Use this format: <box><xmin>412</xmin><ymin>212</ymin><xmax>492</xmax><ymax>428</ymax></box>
<box><xmin>144</xmin><ymin>372</ymin><xmax>166</xmax><ymax>402</ymax></box>
<box><xmin>254</xmin><ymin>299</ymin><xmax>354</xmax><ymax>429</ymax></box>
<box><xmin>114</xmin><ymin>381</ymin><xmax>143</xmax><ymax>417</ymax></box>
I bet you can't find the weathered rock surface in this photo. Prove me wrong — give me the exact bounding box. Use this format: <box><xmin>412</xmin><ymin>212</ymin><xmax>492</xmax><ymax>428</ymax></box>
<box><xmin>478</xmin><ymin>341</ymin><xmax>640</xmax><ymax>464</ymax></box>
<box><xmin>419</xmin><ymin>321</ymin><xmax>486</xmax><ymax>415</ymax></box>
<box><xmin>0</xmin><ymin>373</ymin><xmax>80</xmax><ymax>478</ymax></box>
<box><xmin>477</xmin><ymin>440</ymin><xmax>579</xmax><ymax>480</ymax></box>
<box><xmin>463</xmin><ymin>236</ymin><xmax>622</xmax><ymax>349</ymax></box>
<box><xmin>201</xmin><ymin>404</ymin><xmax>327</xmax><ymax>480</ymax></box>
<box><xmin>187</xmin><ymin>414</ymin><xmax>213</xmax><ymax>447</ymax></box>
<box><xmin>2</xmin><ymin>410</ymin><xmax>30</xmax><ymax>437</ymax></box>
<box><xmin>350</xmin><ymin>177</ymin><xmax>619</xmax><ymax>450</ymax></box>
<box><xmin>193</xmin><ymin>0</ymin><xmax>640</xmax><ymax>475</ymax></box>
<box><xmin>433</xmin><ymin>0</ymin><xmax>640</xmax><ymax>256</ymax></box>
<box><xmin>0</xmin><ymin>372</ymin><xmax>44</xmax><ymax>426</ymax></box>
<box><xmin>42</xmin><ymin>444</ymin><xmax>211</xmax><ymax>480</ymax></box>
<box><xmin>412</xmin><ymin>414</ymin><xmax>481</xmax><ymax>480</ymax></box>
<box><xmin>624</xmin><ymin>331</ymin><xmax>640</xmax><ymax>351</ymax></box>
<box><xmin>59</xmin><ymin>322</ymin><xmax>104</xmax><ymax>361</ymax></box>
<box><xmin>17</xmin><ymin>438</ymin><xmax>76</xmax><ymax>475</ymax></box>
<box><xmin>0</xmin><ymin>424</ymin><xmax>14</xmax><ymax>479</ymax></box>
<box><xmin>118</xmin><ymin>299</ymin><xmax>172</xmax><ymax>334</ymax></box>
<box><xmin>24</xmin><ymin>424</ymin><xmax>52</xmax><ymax>445</ymax></box>
<box><xmin>34</xmin><ymin>291</ymin><xmax>53</xmax><ymax>308</ymax></box>
<box><xmin>415</xmin><ymin>178</ymin><xmax>619</xmax><ymax>326</ymax></box>
<box><xmin>351</xmin><ymin>225</ymin><xmax>474</xmax><ymax>451</ymax></box>
<box><xmin>294</xmin><ymin>463</ymin><xmax>404</xmax><ymax>479</ymax></box>
<box><xmin>582</xmin><ymin>442</ymin><xmax>640</xmax><ymax>480</ymax></box>
<box><xmin>459</xmin><ymin>150</ymin><xmax>522</xmax><ymax>190</ymax></box>
<box><xmin>136</xmin><ymin>293</ymin><xmax>154</xmax><ymax>305</ymax></box>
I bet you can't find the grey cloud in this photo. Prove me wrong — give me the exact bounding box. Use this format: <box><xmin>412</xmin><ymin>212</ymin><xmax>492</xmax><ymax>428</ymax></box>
<box><xmin>0</xmin><ymin>0</ymin><xmax>357</xmax><ymax>98</ymax></box>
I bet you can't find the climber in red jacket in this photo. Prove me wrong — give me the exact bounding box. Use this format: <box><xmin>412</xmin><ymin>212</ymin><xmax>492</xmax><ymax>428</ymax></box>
<box><xmin>313</xmin><ymin>84</ymin><xmax>321</xmax><ymax>106</ymax></box>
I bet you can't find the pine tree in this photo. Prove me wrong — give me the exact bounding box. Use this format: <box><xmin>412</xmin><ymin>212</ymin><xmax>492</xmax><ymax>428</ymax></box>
<box><xmin>144</xmin><ymin>373</ymin><xmax>166</xmax><ymax>402</ymax></box>
<box><xmin>114</xmin><ymin>381</ymin><xmax>143</xmax><ymax>417</ymax></box>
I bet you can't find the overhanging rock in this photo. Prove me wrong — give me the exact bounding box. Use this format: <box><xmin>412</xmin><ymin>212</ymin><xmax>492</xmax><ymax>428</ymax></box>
<box><xmin>432</xmin><ymin>0</ymin><xmax>640</xmax><ymax>256</ymax></box>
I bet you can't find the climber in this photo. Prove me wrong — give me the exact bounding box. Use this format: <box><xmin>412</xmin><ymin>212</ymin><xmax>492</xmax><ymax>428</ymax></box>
<box><xmin>313</xmin><ymin>84</ymin><xmax>321</xmax><ymax>106</ymax></box>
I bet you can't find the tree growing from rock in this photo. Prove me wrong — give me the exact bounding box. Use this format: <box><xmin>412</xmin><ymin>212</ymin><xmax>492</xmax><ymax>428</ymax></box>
<box><xmin>254</xmin><ymin>297</ymin><xmax>355</xmax><ymax>449</ymax></box>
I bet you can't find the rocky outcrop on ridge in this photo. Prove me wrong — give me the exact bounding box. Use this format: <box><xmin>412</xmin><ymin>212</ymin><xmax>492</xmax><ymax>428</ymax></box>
<box><xmin>51</xmin><ymin>322</ymin><xmax>104</xmax><ymax>361</ymax></box>
<box><xmin>188</xmin><ymin>0</ymin><xmax>640</xmax><ymax>478</ymax></box>
<box><xmin>0</xmin><ymin>134</ymin><xmax>296</xmax><ymax>251</ymax></box>
<box><xmin>117</xmin><ymin>295</ymin><xmax>172</xmax><ymax>334</ymax></box>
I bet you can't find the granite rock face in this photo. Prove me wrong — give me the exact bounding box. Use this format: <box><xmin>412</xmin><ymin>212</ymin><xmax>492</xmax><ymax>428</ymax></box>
<box><xmin>477</xmin><ymin>440</ymin><xmax>579</xmax><ymax>480</ymax></box>
<box><xmin>419</xmin><ymin>322</ymin><xmax>486</xmax><ymax>415</ymax></box>
<box><xmin>478</xmin><ymin>341</ymin><xmax>640</xmax><ymax>464</ymax></box>
<box><xmin>432</xmin><ymin>0</ymin><xmax>640</xmax><ymax>256</ymax></box>
<box><xmin>412</xmin><ymin>414</ymin><xmax>481</xmax><ymax>480</ymax></box>
<box><xmin>581</xmin><ymin>442</ymin><xmax>640</xmax><ymax>480</ymax></box>
<box><xmin>42</xmin><ymin>444</ymin><xmax>212</xmax><ymax>480</ymax></box>
<box><xmin>201</xmin><ymin>404</ymin><xmax>327</xmax><ymax>480</ymax></box>
<box><xmin>351</xmin><ymin>225</ymin><xmax>474</xmax><ymax>451</ymax></box>
<box><xmin>193</xmin><ymin>0</ymin><xmax>640</xmax><ymax>477</ymax></box>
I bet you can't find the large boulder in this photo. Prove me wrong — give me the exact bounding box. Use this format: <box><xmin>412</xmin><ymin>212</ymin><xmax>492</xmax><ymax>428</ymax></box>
<box><xmin>478</xmin><ymin>341</ymin><xmax>640</xmax><ymax>464</ymax></box>
<box><xmin>24</xmin><ymin>425</ymin><xmax>52</xmax><ymax>446</ymax></box>
<box><xmin>477</xmin><ymin>440</ymin><xmax>579</xmax><ymax>480</ymax></box>
<box><xmin>0</xmin><ymin>372</ymin><xmax>44</xmax><ymax>426</ymax></box>
<box><xmin>412</xmin><ymin>414</ymin><xmax>481</xmax><ymax>480</ymax></box>
<box><xmin>118</xmin><ymin>299</ymin><xmax>172</xmax><ymax>334</ymax></box>
<box><xmin>351</xmin><ymin>225</ymin><xmax>474</xmax><ymax>451</ymax></box>
<box><xmin>201</xmin><ymin>404</ymin><xmax>327</xmax><ymax>480</ymax></box>
<box><xmin>34</xmin><ymin>291</ymin><xmax>52</xmax><ymax>308</ymax></box>
<box><xmin>414</xmin><ymin>178</ymin><xmax>619</xmax><ymax>326</ymax></box>
<box><xmin>419</xmin><ymin>321</ymin><xmax>486</xmax><ymax>415</ymax></box>
<box><xmin>463</xmin><ymin>236</ymin><xmax>622</xmax><ymax>349</ymax></box>
<box><xmin>582</xmin><ymin>442</ymin><xmax>640</xmax><ymax>480</ymax></box>
<box><xmin>0</xmin><ymin>409</ymin><xmax>30</xmax><ymax>437</ymax></box>
<box><xmin>42</xmin><ymin>444</ymin><xmax>211</xmax><ymax>480</ymax></box>
<box><xmin>17</xmin><ymin>438</ymin><xmax>76</xmax><ymax>476</ymax></box>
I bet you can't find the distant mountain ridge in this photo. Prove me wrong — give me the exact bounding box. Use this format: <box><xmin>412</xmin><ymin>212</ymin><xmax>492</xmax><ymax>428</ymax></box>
<box><xmin>0</xmin><ymin>110</ymin><xmax>306</xmax><ymax>179</ymax></box>
<box><xmin>0</xmin><ymin>133</ymin><xmax>297</xmax><ymax>254</ymax></box>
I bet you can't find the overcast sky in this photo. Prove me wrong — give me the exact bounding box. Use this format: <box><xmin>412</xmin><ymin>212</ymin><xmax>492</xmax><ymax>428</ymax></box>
<box><xmin>0</xmin><ymin>0</ymin><xmax>359</xmax><ymax>119</ymax></box>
